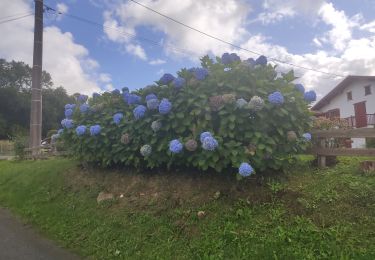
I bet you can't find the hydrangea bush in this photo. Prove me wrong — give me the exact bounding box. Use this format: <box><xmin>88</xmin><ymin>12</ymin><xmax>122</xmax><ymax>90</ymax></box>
<box><xmin>59</xmin><ymin>54</ymin><xmax>313</xmax><ymax>174</ymax></box>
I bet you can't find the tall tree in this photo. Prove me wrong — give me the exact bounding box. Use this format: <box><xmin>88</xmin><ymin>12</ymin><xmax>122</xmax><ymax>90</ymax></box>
<box><xmin>0</xmin><ymin>59</ymin><xmax>74</xmax><ymax>139</ymax></box>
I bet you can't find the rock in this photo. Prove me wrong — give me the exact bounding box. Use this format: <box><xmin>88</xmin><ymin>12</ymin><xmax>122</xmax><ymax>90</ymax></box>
<box><xmin>197</xmin><ymin>211</ymin><xmax>206</xmax><ymax>219</ymax></box>
<box><xmin>96</xmin><ymin>192</ymin><xmax>114</xmax><ymax>203</ymax></box>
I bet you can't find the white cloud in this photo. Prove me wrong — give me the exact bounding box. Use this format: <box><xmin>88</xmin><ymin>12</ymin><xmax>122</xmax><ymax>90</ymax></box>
<box><xmin>149</xmin><ymin>59</ymin><xmax>166</xmax><ymax>65</ymax></box>
<box><xmin>126</xmin><ymin>43</ymin><xmax>147</xmax><ymax>60</ymax></box>
<box><xmin>0</xmin><ymin>0</ymin><xmax>107</xmax><ymax>95</ymax></box>
<box><xmin>361</xmin><ymin>20</ymin><xmax>375</xmax><ymax>33</ymax></box>
<box><xmin>56</xmin><ymin>3</ymin><xmax>68</xmax><ymax>14</ymax></box>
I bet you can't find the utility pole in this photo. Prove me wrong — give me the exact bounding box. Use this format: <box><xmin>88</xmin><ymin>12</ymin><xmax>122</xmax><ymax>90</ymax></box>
<box><xmin>29</xmin><ymin>0</ymin><xmax>43</xmax><ymax>156</ymax></box>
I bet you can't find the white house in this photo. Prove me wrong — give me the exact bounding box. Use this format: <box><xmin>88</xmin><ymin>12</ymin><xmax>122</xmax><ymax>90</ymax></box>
<box><xmin>312</xmin><ymin>75</ymin><xmax>375</xmax><ymax>148</ymax></box>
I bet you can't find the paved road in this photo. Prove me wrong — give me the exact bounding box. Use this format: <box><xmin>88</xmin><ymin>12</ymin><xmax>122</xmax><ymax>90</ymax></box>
<box><xmin>0</xmin><ymin>208</ymin><xmax>80</xmax><ymax>260</ymax></box>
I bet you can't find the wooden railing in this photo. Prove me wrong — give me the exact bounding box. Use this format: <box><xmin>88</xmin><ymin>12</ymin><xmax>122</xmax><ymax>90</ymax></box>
<box><xmin>310</xmin><ymin>128</ymin><xmax>375</xmax><ymax>168</ymax></box>
<box><xmin>344</xmin><ymin>114</ymin><xmax>375</xmax><ymax>128</ymax></box>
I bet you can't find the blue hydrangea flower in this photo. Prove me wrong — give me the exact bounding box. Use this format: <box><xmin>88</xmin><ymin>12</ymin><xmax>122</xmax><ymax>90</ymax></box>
<box><xmin>200</xmin><ymin>131</ymin><xmax>212</xmax><ymax>143</ymax></box>
<box><xmin>202</xmin><ymin>136</ymin><xmax>218</xmax><ymax>151</ymax></box>
<box><xmin>268</xmin><ymin>91</ymin><xmax>284</xmax><ymax>105</ymax></box>
<box><xmin>92</xmin><ymin>92</ymin><xmax>100</xmax><ymax>99</ymax></box>
<box><xmin>123</xmin><ymin>92</ymin><xmax>130</xmax><ymax>103</ymax></box>
<box><xmin>230</xmin><ymin>53</ymin><xmax>241</xmax><ymax>62</ymax></box>
<box><xmin>64</xmin><ymin>104</ymin><xmax>73</xmax><ymax>110</ymax></box>
<box><xmin>255</xmin><ymin>55</ymin><xmax>267</xmax><ymax>66</ymax></box>
<box><xmin>194</xmin><ymin>68</ymin><xmax>209</xmax><ymax>80</ymax></box>
<box><xmin>303</xmin><ymin>133</ymin><xmax>312</xmax><ymax>141</ymax></box>
<box><xmin>236</xmin><ymin>98</ymin><xmax>247</xmax><ymax>108</ymax></box>
<box><xmin>51</xmin><ymin>134</ymin><xmax>59</xmax><ymax>143</ymax></box>
<box><xmin>57</xmin><ymin>129</ymin><xmax>64</xmax><ymax>135</ymax></box>
<box><xmin>145</xmin><ymin>93</ymin><xmax>157</xmax><ymax>101</ymax></box>
<box><xmin>304</xmin><ymin>90</ymin><xmax>317</xmax><ymax>102</ymax></box>
<box><xmin>113</xmin><ymin>113</ymin><xmax>123</xmax><ymax>125</ymax></box>
<box><xmin>80</xmin><ymin>104</ymin><xmax>90</xmax><ymax>113</ymax></box>
<box><xmin>133</xmin><ymin>105</ymin><xmax>147</xmax><ymax>119</ymax></box>
<box><xmin>75</xmin><ymin>125</ymin><xmax>86</xmax><ymax>136</ymax></box>
<box><xmin>239</xmin><ymin>163</ymin><xmax>254</xmax><ymax>177</ymax></box>
<box><xmin>173</xmin><ymin>77</ymin><xmax>186</xmax><ymax>89</ymax></box>
<box><xmin>140</xmin><ymin>144</ymin><xmax>152</xmax><ymax>157</ymax></box>
<box><xmin>159</xmin><ymin>98</ymin><xmax>172</xmax><ymax>114</ymax></box>
<box><xmin>147</xmin><ymin>98</ymin><xmax>159</xmax><ymax>110</ymax></box>
<box><xmin>129</xmin><ymin>94</ymin><xmax>142</xmax><ymax>105</ymax></box>
<box><xmin>112</xmin><ymin>89</ymin><xmax>121</xmax><ymax>95</ymax></box>
<box><xmin>77</xmin><ymin>94</ymin><xmax>88</xmax><ymax>103</ymax></box>
<box><xmin>65</xmin><ymin>108</ymin><xmax>73</xmax><ymax>119</ymax></box>
<box><xmin>159</xmin><ymin>73</ymin><xmax>175</xmax><ymax>85</ymax></box>
<box><xmin>169</xmin><ymin>139</ymin><xmax>183</xmax><ymax>153</ymax></box>
<box><xmin>295</xmin><ymin>84</ymin><xmax>305</xmax><ymax>94</ymax></box>
<box><xmin>90</xmin><ymin>125</ymin><xmax>101</xmax><ymax>136</ymax></box>
<box><xmin>122</xmin><ymin>87</ymin><xmax>129</xmax><ymax>93</ymax></box>
<box><xmin>61</xmin><ymin>119</ymin><xmax>74</xmax><ymax>129</ymax></box>
<box><xmin>221</xmin><ymin>53</ymin><xmax>232</xmax><ymax>65</ymax></box>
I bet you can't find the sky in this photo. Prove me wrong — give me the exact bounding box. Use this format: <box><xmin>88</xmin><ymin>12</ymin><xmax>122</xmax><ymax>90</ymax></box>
<box><xmin>1</xmin><ymin>0</ymin><xmax>375</xmax><ymax>99</ymax></box>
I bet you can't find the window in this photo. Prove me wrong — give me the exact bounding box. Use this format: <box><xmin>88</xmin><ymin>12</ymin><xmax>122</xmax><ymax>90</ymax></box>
<box><xmin>365</xmin><ymin>85</ymin><xmax>372</xmax><ymax>96</ymax></box>
<box><xmin>325</xmin><ymin>109</ymin><xmax>340</xmax><ymax>119</ymax></box>
<box><xmin>347</xmin><ymin>91</ymin><xmax>352</xmax><ymax>101</ymax></box>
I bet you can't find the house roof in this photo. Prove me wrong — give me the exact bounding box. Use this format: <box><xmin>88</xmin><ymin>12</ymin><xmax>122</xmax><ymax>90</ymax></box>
<box><xmin>311</xmin><ymin>75</ymin><xmax>375</xmax><ymax>111</ymax></box>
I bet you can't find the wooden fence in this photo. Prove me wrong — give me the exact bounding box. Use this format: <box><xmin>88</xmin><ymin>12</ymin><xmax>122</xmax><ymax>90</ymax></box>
<box><xmin>310</xmin><ymin>128</ymin><xmax>375</xmax><ymax>168</ymax></box>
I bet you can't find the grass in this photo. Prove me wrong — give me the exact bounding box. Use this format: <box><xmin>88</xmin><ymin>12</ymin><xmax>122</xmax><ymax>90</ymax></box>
<box><xmin>0</xmin><ymin>156</ymin><xmax>374</xmax><ymax>259</ymax></box>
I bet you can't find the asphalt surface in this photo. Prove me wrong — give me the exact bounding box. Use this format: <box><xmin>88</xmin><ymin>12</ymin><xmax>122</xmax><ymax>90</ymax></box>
<box><xmin>0</xmin><ymin>208</ymin><xmax>80</xmax><ymax>260</ymax></box>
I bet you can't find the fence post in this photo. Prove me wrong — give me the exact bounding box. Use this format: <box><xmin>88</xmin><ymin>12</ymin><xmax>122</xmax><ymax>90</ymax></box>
<box><xmin>318</xmin><ymin>137</ymin><xmax>326</xmax><ymax>168</ymax></box>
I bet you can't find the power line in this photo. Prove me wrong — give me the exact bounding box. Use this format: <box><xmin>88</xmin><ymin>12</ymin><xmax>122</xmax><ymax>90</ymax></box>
<box><xmin>129</xmin><ymin>0</ymin><xmax>345</xmax><ymax>78</ymax></box>
<box><xmin>0</xmin><ymin>12</ymin><xmax>33</xmax><ymax>20</ymax></box>
<box><xmin>0</xmin><ymin>13</ymin><xmax>34</xmax><ymax>25</ymax></box>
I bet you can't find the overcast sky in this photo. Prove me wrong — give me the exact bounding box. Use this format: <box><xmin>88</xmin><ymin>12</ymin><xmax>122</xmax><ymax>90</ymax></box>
<box><xmin>1</xmin><ymin>0</ymin><xmax>375</xmax><ymax>98</ymax></box>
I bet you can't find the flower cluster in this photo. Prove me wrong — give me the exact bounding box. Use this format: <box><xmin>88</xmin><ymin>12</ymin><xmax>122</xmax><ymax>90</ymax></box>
<box><xmin>112</xmin><ymin>89</ymin><xmax>121</xmax><ymax>95</ymax></box>
<box><xmin>221</xmin><ymin>52</ymin><xmax>241</xmax><ymax>65</ymax></box>
<box><xmin>159</xmin><ymin>98</ymin><xmax>172</xmax><ymax>114</ymax></box>
<box><xmin>200</xmin><ymin>132</ymin><xmax>218</xmax><ymax>151</ymax></box>
<box><xmin>236</xmin><ymin>98</ymin><xmax>247</xmax><ymax>108</ymax></box>
<box><xmin>193</xmin><ymin>68</ymin><xmax>209</xmax><ymax>80</ymax></box>
<box><xmin>113</xmin><ymin>113</ymin><xmax>124</xmax><ymax>125</ymax></box>
<box><xmin>133</xmin><ymin>105</ymin><xmax>147</xmax><ymax>119</ymax></box>
<box><xmin>255</xmin><ymin>55</ymin><xmax>267</xmax><ymax>66</ymax></box>
<box><xmin>222</xmin><ymin>93</ymin><xmax>236</xmax><ymax>104</ymax></box>
<box><xmin>159</xmin><ymin>73</ymin><xmax>175</xmax><ymax>85</ymax></box>
<box><xmin>169</xmin><ymin>139</ymin><xmax>183</xmax><ymax>153</ymax></box>
<box><xmin>287</xmin><ymin>131</ymin><xmax>297</xmax><ymax>142</ymax></box>
<box><xmin>303</xmin><ymin>133</ymin><xmax>312</xmax><ymax>141</ymax></box>
<box><xmin>185</xmin><ymin>139</ymin><xmax>197</xmax><ymax>151</ymax></box>
<box><xmin>80</xmin><ymin>104</ymin><xmax>90</xmax><ymax>113</ymax></box>
<box><xmin>65</xmin><ymin>104</ymin><xmax>76</xmax><ymax>110</ymax></box>
<box><xmin>147</xmin><ymin>98</ymin><xmax>159</xmax><ymax>110</ymax></box>
<box><xmin>61</xmin><ymin>119</ymin><xmax>74</xmax><ymax>129</ymax></box>
<box><xmin>65</xmin><ymin>108</ymin><xmax>73</xmax><ymax>119</ymax></box>
<box><xmin>248</xmin><ymin>96</ymin><xmax>264</xmax><ymax>111</ymax></box>
<box><xmin>124</xmin><ymin>93</ymin><xmax>142</xmax><ymax>105</ymax></box>
<box><xmin>145</xmin><ymin>93</ymin><xmax>157</xmax><ymax>101</ymax></box>
<box><xmin>77</xmin><ymin>94</ymin><xmax>88</xmax><ymax>103</ymax></box>
<box><xmin>239</xmin><ymin>162</ymin><xmax>254</xmax><ymax>177</ymax></box>
<box><xmin>295</xmin><ymin>84</ymin><xmax>305</xmax><ymax>94</ymax></box>
<box><xmin>140</xmin><ymin>144</ymin><xmax>152</xmax><ymax>157</ymax></box>
<box><xmin>268</xmin><ymin>91</ymin><xmax>284</xmax><ymax>105</ymax></box>
<box><xmin>304</xmin><ymin>90</ymin><xmax>317</xmax><ymax>102</ymax></box>
<box><xmin>173</xmin><ymin>77</ymin><xmax>186</xmax><ymax>89</ymax></box>
<box><xmin>151</xmin><ymin>120</ymin><xmax>162</xmax><ymax>132</ymax></box>
<box><xmin>76</xmin><ymin>125</ymin><xmax>86</xmax><ymax>136</ymax></box>
<box><xmin>90</xmin><ymin>125</ymin><xmax>101</xmax><ymax>136</ymax></box>
<box><xmin>209</xmin><ymin>95</ymin><xmax>224</xmax><ymax>111</ymax></box>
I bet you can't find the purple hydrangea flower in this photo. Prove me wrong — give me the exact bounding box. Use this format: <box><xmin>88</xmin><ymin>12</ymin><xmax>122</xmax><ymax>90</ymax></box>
<box><xmin>303</xmin><ymin>133</ymin><xmax>312</xmax><ymax>141</ymax></box>
<box><xmin>255</xmin><ymin>55</ymin><xmax>267</xmax><ymax>66</ymax></box>
<box><xmin>127</xmin><ymin>94</ymin><xmax>142</xmax><ymax>105</ymax></box>
<box><xmin>194</xmin><ymin>68</ymin><xmax>209</xmax><ymax>80</ymax></box>
<box><xmin>304</xmin><ymin>90</ymin><xmax>317</xmax><ymax>102</ymax></box>
<box><xmin>147</xmin><ymin>98</ymin><xmax>159</xmax><ymax>110</ymax></box>
<box><xmin>268</xmin><ymin>91</ymin><xmax>284</xmax><ymax>105</ymax></box>
<box><xmin>159</xmin><ymin>73</ymin><xmax>175</xmax><ymax>85</ymax></box>
<box><xmin>200</xmin><ymin>131</ymin><xmax>212</xmax><ymax>143</ymax></box>
<box><xmin>295</xmin><ymin>84</ymin><xmax>305</xmax><ymax>94</ymax></box>
<box><xmin>239</xmin><ymin>163</ymin><xmax>254</xmax><ymax>177</ymax></box>
<box><xmin>65</xmin><ymin>108</ymin><xmax>73</xmax><ymax>119</ymax></box>
<box><xmin>112</xmin><ymin>89</ymin><xmax>121</xmax><ymax>95</ymax></box>
<box><xmin>113</xmin><ymin>113</ymin><xmax>123</xmax><ymax>125</ymax></box>
<box><xmin>173</xmin><ymin>77</ymin><xmax>186</xmax><ymax>89</ymax></box>
<box><xmin>80</xmin><ymin>104</ymin><xmax>90</xmax><ymax>113</ymax></box>
<box><xmin>145</xmin><ymin>93</ymin><xmax>157</xmax><ymax>101</ymax></box>
<box><xmin>133</xmin><ymin>105</ymin><xmax>147</xmax><ymax>119</ymax></box>
<box><xmin>202</xmin><ymin>136</ymin><xmax>218</xmax><ymax>151</ymax></box>
<box><xmin>159</xmin><ymin>98</ymin><xmax>172</xmax><ymax>114</ymax></box>
<box><xmin>221</xmin><ymin>53</ymin><xmax>232</xmax><ymax>65</ymax></box>
<box><xmin>75</xmin><ymin>125</ymin><xmax>86</xmax><ymax>136</ymax></box>
<box><xmin>169</xmin><ymin>139</ymin><xmax>183</xmax><ymax>153</ymax></box>
<box><xmin>77</xmin><ymin>94</ymin><xmax>88</xmax><ymax>103</ymax></box>
<box><xmin>230</xmin><ymin>53</ymin><xmax>241</xmax><ymax>62</ymax></box>
<box><xmin>90</xmin><ymin>125</ymin><xmax>101</xmax><ymax>136</ymax></box>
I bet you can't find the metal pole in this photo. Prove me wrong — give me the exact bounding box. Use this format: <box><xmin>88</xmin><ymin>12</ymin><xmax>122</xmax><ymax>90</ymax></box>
<box><xmin>29</xmin><ymin>0</ymin><xmax>43</xmax><ymax>156</ymax></box>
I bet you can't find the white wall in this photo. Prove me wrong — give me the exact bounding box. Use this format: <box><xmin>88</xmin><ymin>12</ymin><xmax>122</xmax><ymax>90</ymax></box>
<box><xmin>318</xmin><ymin>78</ymin><xmax>375</xmax><ymax>148</ymax></box>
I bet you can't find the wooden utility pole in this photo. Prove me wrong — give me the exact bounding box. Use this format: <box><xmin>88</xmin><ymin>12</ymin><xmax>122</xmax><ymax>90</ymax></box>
<box><xmin>29</xmin><ymin>0</ymin><xmax>43</xmax><ymax>156</ymax></box>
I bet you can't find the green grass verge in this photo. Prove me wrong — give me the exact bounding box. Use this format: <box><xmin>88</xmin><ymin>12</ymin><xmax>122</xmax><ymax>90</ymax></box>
<box><xmin>0</xmin><ymin>157</ymin><xmax>374</xmax><ymax>259</ymax></box>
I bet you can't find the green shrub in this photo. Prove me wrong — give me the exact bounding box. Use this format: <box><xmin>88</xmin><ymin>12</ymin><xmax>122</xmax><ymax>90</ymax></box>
<box><xmin>12</xmin><ymin>134</ymin><xmax>28</xmax><ymax>160</ymax></box>
<box><xmin>59</xmin><ymin>55</ymin><xmax>313</xmax><ymax>174</ymax></box>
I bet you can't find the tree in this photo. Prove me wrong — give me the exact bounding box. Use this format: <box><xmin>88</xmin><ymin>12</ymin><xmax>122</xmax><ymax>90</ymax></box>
<box><xmin>0</xmin><ymin>59</ymin><xmax>74</xmax><ymax>139</ymax></box>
